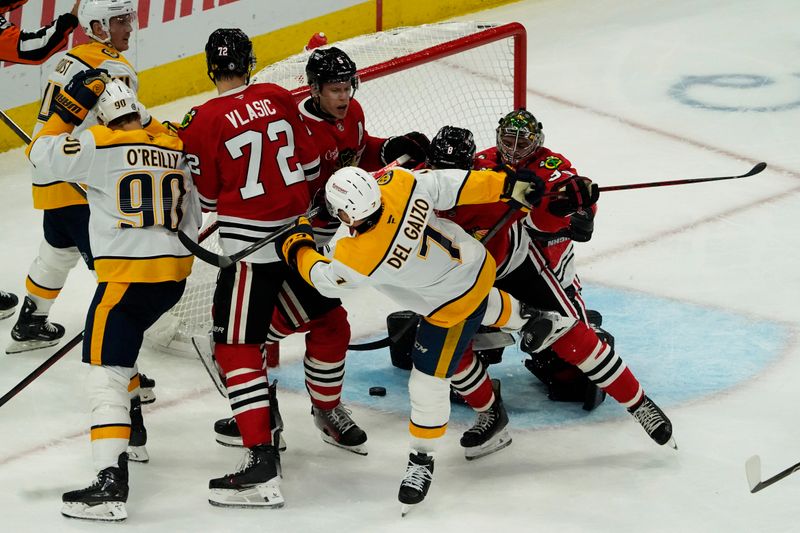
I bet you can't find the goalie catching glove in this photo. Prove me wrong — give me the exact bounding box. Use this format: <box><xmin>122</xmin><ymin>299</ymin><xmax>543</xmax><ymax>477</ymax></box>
<box><xmin>276</xmin><ymin>216</ymin><xmax>316</xmax><ymax>267</ymax></box>
<box><xmin>500</xmin><ymin>166</ymin><xmax>545</xmax><ymax>211</ymax></box>
<box><xmin>380</xmin><ymin>131</ymin><xmax>431</xmax><ymax>167</ymax></box>
<box><xmin>548</xmin><ymin>176</ymin><xmax>599</xmax><ymax>217</ymax></box>
<box><xmin>52</xmin><ymin>68</ymin><xmax>112</xmax><ymax>125</ymax></box>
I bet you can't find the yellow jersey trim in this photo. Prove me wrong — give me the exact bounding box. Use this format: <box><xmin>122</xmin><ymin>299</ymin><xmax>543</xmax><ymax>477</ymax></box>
<box><xmin>425</xmin><ymin>252</ymin><xmax>496</xmax><ymax>328</ymax></box>
<box><xmin>94</xmin><ymin>256</ymin><xmax>194</xmax><ymax>283</ymax></box>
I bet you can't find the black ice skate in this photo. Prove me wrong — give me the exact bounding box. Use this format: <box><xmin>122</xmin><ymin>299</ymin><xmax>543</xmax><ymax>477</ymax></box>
<box><xmin>312</xmin><ymin>403</ymin><xmax>367</xmax><ymax>455</ymax></box>
<box><xmin>399</xmin><ymin>451</ymin><xmax>434</xmax><ymax>516</ymax></box>
<box><xmin>6</xmin><ymin>296</ymin><xmax>65</xmax><ymax>354</ymax></box>
<box><xmin>214</xmin><ymin>381</ymin><xmax>286</xmax><ymax>450</ymax></box>
<box><xmin>460</xmin><ymin>379</ymin><xmax>512</xmax><ymax>460</ymax></box>
<box><xmin>138</xmin><ymin>373</ymin><xmax>156</xmax><ymax>404</ymax></box>
<box><xmin>629</xmin><ymin>395</ymin><xmax>677</xmax><ymax>449</ymax></box>
<box><xmin>0</xmin><ymin>290</ymin><xmax>18</xmax><ymax>320</ymax></box>
<box><xmin>61</xmin><ymin>453</ymin><xmax>129</xmax><ymax>522</ymax></box>
<box><xmin>208</xmin><ymin>444</ymin><xmax>284</xmax><ymax>508</ymax></box>
<box><xmin>127</xmin><ymin>397</ymin><xmax>149</xmax><ymax>463</ymax></box>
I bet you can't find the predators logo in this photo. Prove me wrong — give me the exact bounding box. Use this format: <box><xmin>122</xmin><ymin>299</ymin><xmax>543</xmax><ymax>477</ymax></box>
<box><xmin>377</xmin><ymin>171</ymin><xmax>393</xmax><ymax>186</ymax></box>
<box><xmin>543</xmin><ymin>156</ymin><xmax>562</xmax><ymax>170</ymax></box>
<box><xmin>101</xmin><ymin>47</ymin><xmax>120</xmax><ymax>59</ymax></box>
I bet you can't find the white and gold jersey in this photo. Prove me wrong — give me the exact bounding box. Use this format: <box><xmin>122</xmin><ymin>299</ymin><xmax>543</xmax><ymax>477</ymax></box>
<box><xmin>27</xmin><ymin>115</ymin><xmax>200</xmax><ymax>284</ymax></box>
<box><xmin>298</xmin><ymin>167</ymin><xmax>509</xmax><ymax>327</ymax></box>
<box><xmin>33</xmin><ymin>41</ymin><xmax>139</xmax><ymax>210</ymax></box>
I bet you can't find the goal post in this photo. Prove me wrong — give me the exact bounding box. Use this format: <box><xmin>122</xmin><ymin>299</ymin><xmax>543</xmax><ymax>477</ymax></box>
<box><xmin>144</xmin><ymin>21</ymin><xmax>528</xmax><ymax>357</ymax></box>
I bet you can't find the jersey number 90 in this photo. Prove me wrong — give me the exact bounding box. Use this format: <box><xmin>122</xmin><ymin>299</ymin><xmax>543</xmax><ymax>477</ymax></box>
<box><xmin>118</xmin><ymin>171</ymin><xmax>186</xmax><ymax>231</ymax></box>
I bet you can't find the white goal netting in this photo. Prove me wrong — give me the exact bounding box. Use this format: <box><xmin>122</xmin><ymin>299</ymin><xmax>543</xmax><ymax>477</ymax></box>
<box><xmin>145</xmin><ymin>21</ymin><xmax>527</xmax><ymax>356</ymax></box>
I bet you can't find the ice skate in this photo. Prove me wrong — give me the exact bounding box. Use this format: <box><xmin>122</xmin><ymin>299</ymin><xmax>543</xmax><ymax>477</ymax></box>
<box><xmin>215</xmin><ymin>381</ymin><xmax>286</xmax><ymax>450</ymax></box>
<box><xmin>6</xmin><ymin>296</ymin><xmax>65</xmax><ymax>354</ymax></box>
<box><xmin>312</xmin><ymin>404</ymin><xmax>367</xmax><ymax>455</ymax></box>
<box><xmin>0</xmin><ymin>291</ymin><xmax>18</xmax><ymax>320</ymax></box>
<box><xmin>208</xmin><ymin>444</ymin><xmax>284</xmax><ymax>508</ymax></box>
<box><xmin>399</xmin><ymin>451</ymin><xmax>434</xmax><ymax>516</ymax></box>
<box><xmin>138</xmin><ymin>373</ymin><xmax>156</xmax><ymax>404</ymax></box>
<box><xmin>460</xmin><ymin>379</ymin><xmax>512</xmax><ymax>460</ymax></box>
<box><xmin>61</xmin><ymin>453</ymin><xmax>129</xmax><ymax>522</ymax></box>
<box><xmin>629</xmin><ymin>395</ymin><xmax>677</xmax><ymax>449</ymax></box>
<box><xmin>127</xmin><ymin>398</ymin><xmax>149</xmax><ymax>463</ymax></box>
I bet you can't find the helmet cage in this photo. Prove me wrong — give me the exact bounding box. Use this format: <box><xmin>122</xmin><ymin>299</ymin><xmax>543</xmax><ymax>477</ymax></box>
<box><xmin>496</xmin><ymin>110</ymin><xmax>544</xmax><ymax>166</ymax></box>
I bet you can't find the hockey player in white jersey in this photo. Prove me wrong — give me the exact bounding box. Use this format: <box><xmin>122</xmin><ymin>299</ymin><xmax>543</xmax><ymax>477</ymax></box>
<box><xmin>10</xmin><ymin>0</ymin><xmax>142</xmax><ymax>355</ymax></box>
<box><xmin>274</xmin><ymin>164</ymin><xmax>544</xmax><ymax>513</ymax></box>
<box><xmin>26</xmin><ymin>71</ymin><xmax>199</xmax><ymax>522</ymax></box>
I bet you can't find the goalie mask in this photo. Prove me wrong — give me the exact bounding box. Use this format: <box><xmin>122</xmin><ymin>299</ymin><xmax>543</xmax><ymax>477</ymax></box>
<box><xmin>96</xmin><ymin>79</ymin><xmax>140</xmax><ymax>124</ymax></box>
<box><xmin>78</xmin><ymin>0</ymin><xmax>136</xmax><ymax>45</ymax></box>
<box><xmin>306</xmin><ymin>46</ymin><xmax>359</xmax><ymax>97</ymax></box>
<box><xmin>325</xmin><ymin>167</ymin><xmax>381</xmax><ymax>227</ymax></box>
<box><xmin>496</xmin><ymin>109</ymin><xmax>544</xmax><ymax>166</ymax></box>
<box><xmin>428</xmin><ymin>126</ymin><xmax>476</xmax><ymax>169</ymax></box>
<box><xmin>205</xmin><ymin>28</ymin><xmax>256</xmax><ymax>82</ymax></box>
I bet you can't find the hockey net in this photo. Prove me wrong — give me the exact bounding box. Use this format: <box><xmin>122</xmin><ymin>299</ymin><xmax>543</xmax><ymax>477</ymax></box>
<box><xmin>144</xmin><ymin>21</ymin><xmax>527</xmax><ymax>357</ymax></box>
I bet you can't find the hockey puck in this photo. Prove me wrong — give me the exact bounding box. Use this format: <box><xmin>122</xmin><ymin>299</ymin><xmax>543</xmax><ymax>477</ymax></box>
<box><xmin>369</xmin><ymin>386</ymin><xmax>387</xmax><ymax>397</ymax></box>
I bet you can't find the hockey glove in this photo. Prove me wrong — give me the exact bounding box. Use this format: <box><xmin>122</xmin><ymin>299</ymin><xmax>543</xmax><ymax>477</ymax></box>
<box><xmin>380</xmin><ymin>131</ymin><xmax>431</xmax><ymax>167</ymax></box>
<box><xmin>276</xmin><ymin>216</ymin><xmax>316</xmax><ymax>268</ymax></box>
<box><xmin>52</xmin><ymin>68</ymin><xmax>112</xmax><ymax>125</ymax></box>
<box><xmin>500</xmin><ymin>166</ymin><xmax>545</xmax><ymax>211</ymax></box>
<box><xmin>569</xmin><ymin>209</ymin><xmax>595</xmax><ymax>242</ymax></box>
<box><xmin>548</xmin><ymin>176</ymin><xmax>599</xmax><ymax>217</ymax></box>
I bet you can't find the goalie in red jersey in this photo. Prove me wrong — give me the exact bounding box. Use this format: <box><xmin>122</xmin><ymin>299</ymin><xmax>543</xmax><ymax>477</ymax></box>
<box><xmin>429</xmin><ymin>113</ymin><xmax>676</xmax><ymax>451</ymax></box>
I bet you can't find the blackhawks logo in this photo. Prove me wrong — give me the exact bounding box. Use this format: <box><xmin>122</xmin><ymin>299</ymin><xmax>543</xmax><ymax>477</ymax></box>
<box><xmin>543</xmin><ymin>156</ymin><xmax>562</xmax><ymax>170</ymax></box>
<box><xmin>180</xmin><ymin>109</ymin><xmax>197</xmax><ymax>129</ymax></box>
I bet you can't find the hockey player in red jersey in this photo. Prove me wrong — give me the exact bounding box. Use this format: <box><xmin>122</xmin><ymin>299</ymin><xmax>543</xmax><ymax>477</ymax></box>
<box><xmin>213</xmin><ymin>46</ymin><xmax>429</xmax><ymax>452</ymax></box>
<box><xmin>430</xmin><ymin>114</ymin><xmax>676</xmax><ymax>450</ymax></box>
<box><xmin>178</xmin><ymin>28</ymin><xmax>371</xmax><ymax>508</ymax></box>
<box><xmin>0</xmin><ymin>0</ymin><xmax>79</xmax><ymax>66</ymax></box>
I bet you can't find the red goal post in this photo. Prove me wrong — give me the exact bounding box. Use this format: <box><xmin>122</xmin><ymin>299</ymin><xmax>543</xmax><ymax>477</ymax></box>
<box><xmin>144</xmin><ymin>21</ymin><xmax>528</xmax><ymax>357</ymax></box>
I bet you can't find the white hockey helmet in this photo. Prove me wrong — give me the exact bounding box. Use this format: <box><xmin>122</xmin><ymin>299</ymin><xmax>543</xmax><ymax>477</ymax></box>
<box><xmin>78</xmin><ymin>0</ymin><xmax>136</xmax><ymax>44</ymax></box>
<box><xmin>96</xmin><ymin>79</ymin><xmax>140</xmax><ymax>124</ymax></box>
<box><xmin>325</xmin><ymin>167</ymin><xmax>382</xmax><ymax>226</ymax></box>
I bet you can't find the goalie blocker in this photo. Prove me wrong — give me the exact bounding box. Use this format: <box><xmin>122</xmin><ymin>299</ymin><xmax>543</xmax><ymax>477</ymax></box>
<box><xmin>386</xmin><ymin>309</ymin><xmax>608</xmax><ymax>411</ymax></box>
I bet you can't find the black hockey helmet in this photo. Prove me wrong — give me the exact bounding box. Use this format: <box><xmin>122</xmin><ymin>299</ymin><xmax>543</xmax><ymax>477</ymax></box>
<box><xmin>205</xmin><ymin>28</ymin><xmax>256</xmax><ymax>82</ymax></box>
<box><xmin>428</xmin><ymin>126</ymin><xmax>476</xmax><ymax>169</ymax></box>
<box><xmin>496</xmin><ymin>108</ymin><xmax>544</xmax><ymax>166</ymax></box>
<box><xmin>305</xmin><ymin>46</ymin><xmax>359</xmax><ymax>94</ymax></box>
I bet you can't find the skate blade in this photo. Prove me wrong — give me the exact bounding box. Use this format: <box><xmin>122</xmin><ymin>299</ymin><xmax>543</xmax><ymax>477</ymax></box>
<box><xmin>0</xmin><ymin>308</ymin><xmax>15</xmax><ymax>320</ymax></box>
<box><xmin>401</xmin><ymin>503</ymin><xmax>412</xmax><ymax>517</ymax></box>
<box><xmin>321</xmin><ymin>433</ymin><xmax>367</xmax><ymax>456</ymax></box>
<box><xmin>664</xmin><ymin>436</ymin><xmax>678</xmax><ymax>450</ymax></box>
<box><xmin>127</xmin><ymin>445</ymin><xmax>150</xmax><ymax>463</ymax></box>
<box><xmin>216</xmin><ymin>434</ymin><xmax>287</xmax><ymax>452</ymax></box>
<box><xmin>464</xmin><ymin>429</ymin><xmax>512</xmax><ymax>461</ymax></box>
<box><xmin>5</xmin><ymin>338</ymin><xmax>59</xmax><ymax>354</ymax></box>
<box><xmin>208</xmin><ymin>483</ymin><xmax>284</xmax><ymax>508</ymax></box>
<box><xmin>61</xmin><ymin>501</ymin><xmax>127</xmax><ymax>521</ymax></box>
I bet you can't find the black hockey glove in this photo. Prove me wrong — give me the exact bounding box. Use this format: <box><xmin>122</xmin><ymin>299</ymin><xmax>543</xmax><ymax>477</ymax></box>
<box><xmin>548</xmin><ymin>176</ymin><xmax>599</xmax><ymax>217</ymax></box>
<box><xmin>380</xmin><ymin>131</ymin><xmax>431</xmax><ymax>167</ymax></box>
<box><xmin>569</xmin><ymin>209</ymin><xmax>594</xmax><ymax>242</ymax></box>
<box><xmin>52</xmin><ymin>68</ymin><xmax>112</xmax><ymax>125</ymax></box>
<box><xmin>500</xmin><ymin>166</ymin><xmax>545</xmax><ymax>211</ymax></box>
<box><xmin>276</xmin><ymin>216</ymin><xmax>316</xmax><ymax>268</ymax></box>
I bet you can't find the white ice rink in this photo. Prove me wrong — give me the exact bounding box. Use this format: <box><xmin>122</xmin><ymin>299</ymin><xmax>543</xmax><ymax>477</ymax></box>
<box><xmin>1</xmin><ymin>0</ymin><xmax>799</xmax><ymax>531</ymax></box>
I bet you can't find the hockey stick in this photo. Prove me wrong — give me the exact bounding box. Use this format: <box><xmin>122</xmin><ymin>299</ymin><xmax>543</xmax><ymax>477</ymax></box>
<box><xmin>745</xmin><ymin>455</ymin><xmax>800</xmax><ymax>493</ymax></box>
<box><xmin>597</xmin><ymin>162</ymin><xmax>767</xmax><ymax>193</ymax></box>
<box><xmin>1</xmin><ymin>107</ymin><xmax>89</xmax><ymax>199</ymax></box>
<box><xmin>0</xmin><ymin>330</ymin><xmax>84</xmax><ymax>408</ymax></box>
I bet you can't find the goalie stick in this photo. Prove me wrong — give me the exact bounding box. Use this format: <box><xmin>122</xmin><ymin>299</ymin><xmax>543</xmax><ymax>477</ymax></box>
<box><xmin>0</xmin><ymin>330</ymin><xmax>84</xmax><ymax>408</ymax></box>
<box><xmin>745</xmin><ymin>455</ymin><xmax>800</xmax><ymax>493</ymax></box>
<box><xmin>1</xmin><ymin>107</ymin><xmax>89</xmax><ymax>199</ymax></box>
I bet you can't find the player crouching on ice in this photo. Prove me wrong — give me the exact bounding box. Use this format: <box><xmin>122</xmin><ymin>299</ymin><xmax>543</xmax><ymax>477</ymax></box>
<box><xmin>274</xmin><ymin>162</ymin><xmax>558</xmax><ymax>514</ymax></box>
<box><xmin>26</xmin><ymin>69</ymin><xmax>199</xmax><ymax>522</ymax></box>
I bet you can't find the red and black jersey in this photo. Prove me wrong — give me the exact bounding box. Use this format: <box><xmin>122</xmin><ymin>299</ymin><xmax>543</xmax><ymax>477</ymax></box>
<box><xmin>179</xmin><ymin>83</ymin><xmax>321</xmax><ymax>263</ymax></box>
<box><xmin>0</xmin><ymin>12</ymin><xmax>77</xmax><ymax>65</ymax></box>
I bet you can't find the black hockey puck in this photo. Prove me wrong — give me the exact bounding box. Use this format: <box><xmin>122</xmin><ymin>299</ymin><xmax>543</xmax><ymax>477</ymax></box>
<box><xmin>369</xmin><ymin>386</ymin><xmax>387</xmax><ymax>397</ymax></box>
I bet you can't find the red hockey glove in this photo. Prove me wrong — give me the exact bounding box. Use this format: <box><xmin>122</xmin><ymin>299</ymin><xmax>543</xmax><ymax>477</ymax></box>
<box><xmin>276</xmin><ymin>216</ymin><xmax>315</xmax><ymax>267</ymax></box>
<box><xmin>548</xmin><ymin>176</ymin><xmax>599</xmax><ymax>217</ymax></box>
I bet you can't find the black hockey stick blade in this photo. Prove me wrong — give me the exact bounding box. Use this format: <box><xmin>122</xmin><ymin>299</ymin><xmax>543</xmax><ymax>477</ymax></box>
<box><xmin>599</xmin><ymin>162</ymin><xmax>767</xmax><ymax>193</ymax></box>
<box><xmin>746</xmin><ymin>454</ymin><xmax>800</xmax><ymax>493</ymax></box>
<box><xmin>0</xmin><ymin>330</ymin><xmax>84</xmax><ymax>409</ymax></box>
